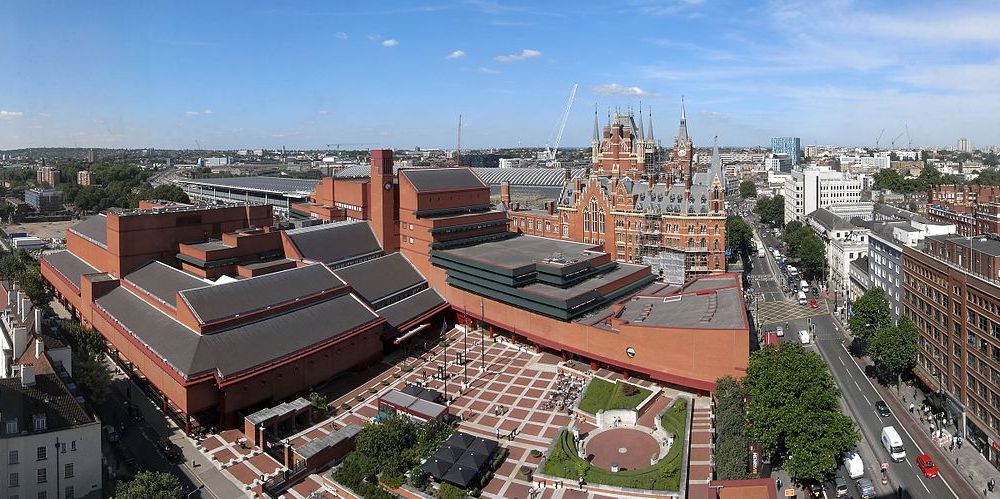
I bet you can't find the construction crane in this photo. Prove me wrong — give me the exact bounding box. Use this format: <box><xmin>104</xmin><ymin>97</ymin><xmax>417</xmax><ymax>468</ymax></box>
<box><xmin>905</xmin><ymin>124</ymin><xmax>912</xmax><ymax>148</ymax></box>
<box><xmin>890</xmin><ymin>130</ymin><xmax>905</xmax><ymax>148</ymax></box>
<box><xmin>875</xmin><ymin>128</ymin><xmax>885</xmax><ymax>149</ymax></box>
<box><xmin>543</xmin><ymin>83</ymin><xmax>578</xmax><ymax>167</ymax></box>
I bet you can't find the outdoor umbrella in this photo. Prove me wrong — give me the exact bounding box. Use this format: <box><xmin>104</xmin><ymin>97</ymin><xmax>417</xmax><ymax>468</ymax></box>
<box><xmin>456</xmin><ymin>451</ymin><xmax>488</xmax><ymax>471</ymax></box>
<box><xmin>467</xmin><ymin>437</ymin><xmax>499</xmax><ymax>457</ymax></box>
<box><xmin>442</xmin><ymin>464</ymin><xmax>479</xmax><ymax>489</ymax></box>
<box><xmin>421</xmin><ymin>458</ymin><xmax>453</xmax><ymax>480</ymax></box>
<box><xmin>433</xmin><ymin>444</ymin><xmax>466</xmax><ymax>463</ymax></box>
<box><xmin>444</xmin><ymin>432</ymin><xmax>476</xmax><ymax>449</ymax></box>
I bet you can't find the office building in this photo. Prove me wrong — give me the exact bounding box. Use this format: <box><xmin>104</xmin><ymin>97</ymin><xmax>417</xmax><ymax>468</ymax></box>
<box><xmin>24</xmin><ymin>188</ymin><xmax>64</xmax><ymax>213</ymax></box>
<box><xmin>783</xmin><ymin>167</ymin><xmax>864</xmax><ymax>224</ymax></box>
<box><xmin>764</xmin><ymin>153</ymin><xmax>792</xmax><ymax>173</ymax></box>
<box><xmin>959</xmin><ymin>137</ymin><xmax>972</xmax><ymax>153</ymax></box>
<box><xmin>771</xmin><ymin>137</ymin><xmax>801</xmax><ymax>166</ymax></box>
<box><xmin>903</xmin><ymin>234</ymin><xmax>1000</xmax><ymax>469</ymax></box>
<box><xmin>807</xmin><ymin>208</ymin><xmax>869</xmax><ymax>298</ymax></box>
<box><xmin>36</xmin><ymin>167</ymin><xmax>60</xmax><ymax>187</ymax></box>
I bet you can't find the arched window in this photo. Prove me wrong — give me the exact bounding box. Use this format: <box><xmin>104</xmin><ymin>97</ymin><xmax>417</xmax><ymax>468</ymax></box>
<box><xmin>701</xmin><ymin>238</ymin><xmax>707</xmax><ymax>248</ymax></box>
<box><xmin>713</xmin><ymin>240</ymin><xmax>720</xmax><ymax>250</ymax></box>
<box><xmin>688</xmin><ymin>238</ymin><xmax>694</xmax><ymax>248</ymax></box>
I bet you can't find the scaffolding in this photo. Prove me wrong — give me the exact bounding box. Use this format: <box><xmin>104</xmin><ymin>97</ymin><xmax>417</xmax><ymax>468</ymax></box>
<box><xmin>643</xmin><ymin>249</ymin><xmax>686</xmax><ymax>285</ymax></box>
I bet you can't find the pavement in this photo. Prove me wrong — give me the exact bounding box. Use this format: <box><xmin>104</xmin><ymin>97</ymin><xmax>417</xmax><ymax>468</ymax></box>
<box><xmin>747</xmin><ymin>215</ymin><xmax>964</xmax><ymax>498</ymax></box>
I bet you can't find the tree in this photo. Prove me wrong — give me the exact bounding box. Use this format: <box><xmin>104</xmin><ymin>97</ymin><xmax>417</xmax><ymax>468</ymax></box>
<box><xmin>739</xmin><ymin>181</ymin><xmax>757</xmax><ymax>199</ymax></box>
<box><xmin>18</xmin><ymin>265</ymin><xmax>51</xmax><ymax>307</ymax></box>
<box><xmin>114</xmin><ymin>470</ymin><xmax>184</xmax><ymax>499</ymax></box>
<box><xmin>848</xmin><ymin>288</ymin><xmax>892</xmax><ymax>345</ymax></box>
<box><xmin>714</xmin><ymin>376</ymin><xmax>748</xmax><ymax>480</ymax></box>
<box><xmin>438</xmin><ymin>483</ymin><xmax>464</xmax><ymax>499</ymax></box>
<box><xmin>869</xmin><ymin>316</ymin><xmax>919</xmax><ymax>387</ymax></box>
<box><xmin>985</xmin><ymin>153</ymin><xmax>999</xmax><ymax>169</ymax></box>
<box><xmin>309</xmin><ymin>391</ymin><xmax>329</xmax><ymax>420</ymax></box>
<box><xmin>755</xmin><ymin>195</ymin><xmax>785</xmax><ymax>227</ymax></box>
<box><xmin>139</xmin><ymin>184</ymin><xmax>191</xmax><ymax>204</ymax></box>
<box><xmin>796</xmin><ymin>234</ymin><xmax>826</xmax><ymax>281</ymax></box>
<box><xmin>743</xmin><ymin>344</ymin><xmax>857</xmax><ymax>481</ymax></box>
<box><xmin>74</xmin><ymin>355</ymin><xmax>111</xmax><ymax>403</ymax></box>
<box><xmin>975</xmin><ymin>168</ymin><xmax>1000</xmax><ymax>186</ymax></box>
<box><xmin>726</xmin><ymin>217</ymin><xmax>753</xmax><ymax>262</ymax></box>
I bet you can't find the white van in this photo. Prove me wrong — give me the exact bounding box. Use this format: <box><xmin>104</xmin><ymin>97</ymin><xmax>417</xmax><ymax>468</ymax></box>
<box><xmin>881</xmin><ymin>426</ymin><xmax>906</xmax><ymax>462</ymax></box>
<box><xmin>843</xmin><ymin>450</ymin><xmax>864</xmax><ymax>479</ymax></box>
<box><xmin>797</xmin><ymin>290</ymin><xmax>808</xmax><ymax>305</ymax></box>
<box><xmin>799</xmin><ymin>330</ymin><xmax>810</xmax><ymax>345</ymax></box>
<box><xmin>800</xmin><ymin>279</ymin><xmax>809</xmax><ymax>291</ymax></box>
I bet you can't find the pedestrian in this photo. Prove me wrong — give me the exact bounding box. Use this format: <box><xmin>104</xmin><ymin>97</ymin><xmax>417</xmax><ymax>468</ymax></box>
<box><xmin>910</xmin><ymin>403</ymin><xmax>915</xmax><ymax>413</ymax></box>
<box><xmin>950</xmin><ymin>442</ymin><xmax>955</xmax><ymax>452</ymax></box>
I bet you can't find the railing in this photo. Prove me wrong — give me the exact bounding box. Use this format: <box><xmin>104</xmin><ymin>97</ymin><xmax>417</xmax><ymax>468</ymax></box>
<box><xmin>262</xmin><ymin>460</ymin><xmax>308</xmax><ymax>497</ymax></box>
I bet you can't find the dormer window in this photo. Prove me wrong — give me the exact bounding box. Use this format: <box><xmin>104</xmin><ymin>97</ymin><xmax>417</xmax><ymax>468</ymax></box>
<box><xmin>33</xmin><ymin>414</ymin><xmax>46</xmax><ymax>432</ymax></box>
<box><xmin>5</xmin><ymin>419</ymin><xmax>17</xmax><ymax>434</ymax></box>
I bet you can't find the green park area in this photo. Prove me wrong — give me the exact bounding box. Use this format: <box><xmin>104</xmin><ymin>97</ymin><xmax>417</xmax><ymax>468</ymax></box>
<box><xmin>577</xmin><ymin>378</ymin><xmax>652</xmax><ymax>414</ymax></box>
<box><xmin>542</xmin><ymin>398</ymin><xmax>688</xmax><ymax>491</ymax></box>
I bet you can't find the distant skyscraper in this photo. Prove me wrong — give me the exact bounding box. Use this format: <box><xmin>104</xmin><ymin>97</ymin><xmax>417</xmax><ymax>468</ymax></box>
<box><xmin>771</xmin><ymin>137</ymin><xmax>801</xmax><ymax>166</ymax></box>
<box><xmin>36</xmin><ymin>166</ymin><xmax>60</xmax><ymax>187</ymax></box>
<box><xmin>77</xmin><ymin>170</ymin><xmax>93</xmax><ymax>186</ymax></box>
<box><xmin>958</xmin><ymin>137</ymin><xmax>971</xmax><ymax>153</ymax></box>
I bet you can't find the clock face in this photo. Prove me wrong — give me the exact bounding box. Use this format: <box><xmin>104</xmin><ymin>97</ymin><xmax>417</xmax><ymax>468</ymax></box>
<box><xmin>384</xmin><ymin>182</ymin><xmax>392</xmax><ymax>191</ymax></box>
<box><xmin>678</xmin><ymin>148</ymin><xmax>687</xmax><ymax>157</ymax></box>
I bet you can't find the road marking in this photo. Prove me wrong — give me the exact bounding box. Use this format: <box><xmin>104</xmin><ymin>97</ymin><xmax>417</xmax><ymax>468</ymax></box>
<box><xmin>855</xmin><ymin>380</ymin><xmax>863</xmax><ymax>392</ymax></box>
<box><xmin>839</xmin><ymin>357</ymin><xmax>845</xmax><ymax>366</ymax></box>
<box><xmin>863</xmin><ymin>394</ymin><xmax>871</xmax><ymax>405</ymax></box>
<box><xmin>919</xmin><ymin>476</ymin><xmax>930</xmax><ymax>494</ymax></box>
<box><xmin>839</xmin><ymin>343</ymin><xmax>960</xmax><ymax>499</ymax></box>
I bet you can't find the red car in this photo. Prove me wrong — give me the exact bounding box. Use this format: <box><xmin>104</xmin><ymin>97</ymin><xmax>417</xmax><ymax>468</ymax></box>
<box><xmin>916</xmin><ymin>453</ymin><xmax>939</xmax><ymax>478</ymax></box>
<box><xmin>809</xmin><ymin>299</ymin><xmax>819</xmax><ymax>309</ymax></box>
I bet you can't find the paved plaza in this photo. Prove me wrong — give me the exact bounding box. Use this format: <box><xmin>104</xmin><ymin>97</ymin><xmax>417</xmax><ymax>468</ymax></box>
<box><xmin>189</xmin><ymin>327</ymin><xmax>711</xmax><ymax>498</ymax></box>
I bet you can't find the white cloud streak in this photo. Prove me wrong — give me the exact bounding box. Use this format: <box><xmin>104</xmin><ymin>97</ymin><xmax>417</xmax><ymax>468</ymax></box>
<box><xmin>592</xmin><ymin>83</ymin><xmax>650</xmax><ymax>96</ymax></box>
<box><xmin>335</xmin><ymin>32</ymin><xmax>348</xmax><ymax>40</ymax></box>
<box><xmin>381</xmin><ymin>39</ymin><xmax>399</xmax><ymax>47</ymax></box>
<box><xmin>478</xmin><ymin>67</ymin><xmax>500</xmax><ymax>74</ymax></box>
<box><xmin>495</xmin><ymin>48</ymin><xmax>541</xmax><ymax>62</ymax></box>
<box><xmin>447</xmin><ymin>50</ymin><xmax>465</xmax><ymax>60</ymax></box>
<box><xmin>0</xmin><ymin>111</ymin><xmax>24</xmax><ymax>118</ymax></box>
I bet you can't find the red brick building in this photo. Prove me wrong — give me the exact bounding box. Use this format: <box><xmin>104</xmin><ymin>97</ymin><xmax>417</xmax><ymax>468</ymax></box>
<box><xmin>927</xmin><ymin>184</ymin><xmax>1000</xmax><ymax>236</ymax></box>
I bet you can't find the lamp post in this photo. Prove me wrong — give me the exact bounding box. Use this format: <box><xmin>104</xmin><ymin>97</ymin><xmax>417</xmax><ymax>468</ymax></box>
<box><xmin>187</xmin><ymin>485</ymin><xmax>205</xmax><ymax>498</ymax></box>
<box><xmin>480</xmin><ymin>297</ymin><xmax>486</xmax><ymax>374</ymax></box>
<box><xmin>54</xmin><ymin>438</ymin><xmax>61</xmax><ymax>499</ymax></box>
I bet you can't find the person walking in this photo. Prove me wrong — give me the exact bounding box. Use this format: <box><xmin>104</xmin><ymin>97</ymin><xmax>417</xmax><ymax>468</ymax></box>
<box><xmin>910</xmin><ymin>402</ymin><xmax>915</xmax><ymax>413</ymax></box>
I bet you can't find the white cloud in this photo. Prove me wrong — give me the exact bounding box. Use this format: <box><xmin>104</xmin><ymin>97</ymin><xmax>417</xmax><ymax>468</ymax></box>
<box><xmin>629</xmin><ymin>0</ymin><xmax>705</xmax><ymax>16</ymax></box>
<box><xmin>447</xmin><ymin>50</ymin><xmax>466</xmax><ymax>60</ymax></box>
<box><xmin>335</xmin><ymin>32</ymin><xmax>348</xmax><ymax>40</ymax></box>
<box><xmin>592</xmin><ymin>83</ymin><xmax>650</xmax><ymax>96</ymax></box>
<box><xmin>495</xmin><ymin>48</ymin><xmax>541</xmax><ymax>62</ymax></box>
<box><xmin>36</xmin><ymin>112</ymin><xmax>51</xmax><ymax>118</ymax></box>
<box><xmin>381</xmin><ymin>39</ymin><xmax>399</xmax><ymax>47</ymax></box>
<box><xmin>0</xmin><ymin>110</ymin><xmax>24</xmax><ymax>118</ymax></box>
<box><xmin>184</xmin><ymin>111</ymin><xmax>200</xmax><ymax>117</ymax></box>
<box><xmin>478</xmin><ymin>67</ymin><xmax>501</xmax><ymax>74</ymax></box>
<box><xmin>318</xmin><ymin>110</ymin><xmax>330</xmax><ymax>115</ymax></box>
<box><xmin>202</xmin><ymin>109</ymin><xmax>214</xmax><ymax>115</ymax></box>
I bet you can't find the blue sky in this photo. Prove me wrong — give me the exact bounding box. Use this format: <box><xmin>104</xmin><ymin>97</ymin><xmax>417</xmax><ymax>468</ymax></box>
<box><xmin>2</xmin><ymin>0</ymin><xmax>999</xmax><ymax>150</ymax></box>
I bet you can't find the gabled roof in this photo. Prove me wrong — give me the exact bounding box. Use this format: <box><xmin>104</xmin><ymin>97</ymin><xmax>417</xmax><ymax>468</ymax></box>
<box><xmin>178</xmin><ymin>264</ymin><xmax>344</xmax><ymax>325</ymax></box>
<box><xmin>124</xmin><ymin>261</ymin><xmax>209</xmax><ymax>306</ymax></box>
<box><xmin>378</xmin><ymin>288</ymin><xmax>447</xmax><ymax>328</ymax></box>
<box><xmin>68</xmin><ymin>214</ymin><xmax>107</xmax><ymax>247</ymax></box>
<box><xmin>42</xmin><ymin>251</ymin><xmax>98</xmax><ymax>289</ymax></box>
<box><xmin>284</xmin><ymin>221</ymin><xmax>382</xmax><ymax>265</ymax></box>
<box><xmin>0</xmin><ymin>356</ymin><xmax>95</xmax><ymax>434</ymax></box>
<box><xmin>808</xmin><ymin>207</ymin><xmax>857</xmax><ymax>232</ymax></box>
<box><xmin>401</xmin><ymin>168</ymin><xmax>487</xmax><ymax>192</ymax></box>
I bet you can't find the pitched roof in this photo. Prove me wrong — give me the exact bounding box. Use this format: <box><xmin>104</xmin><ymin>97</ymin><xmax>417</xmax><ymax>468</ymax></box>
<box><xmin>68</xmin><ymin>214</ymin><xmax>107</xmax><ymax>247</ymax></box>
<box><xmin>95</xmin><ymin>285</ymin><xmax>380</xmax><ymax>377</ymax></box>
<box><xmin>284</xmin><ymin>221</ymin><xmax>382</xmax><ymax>266</ymax></box>
<box><xmin>808</xmin><ymin>207</ymin><xmax>857</xmax><ymax>231</ymax></box>
<box><xmin>334</xmin><ymin>253</ymin><xmax>425</xmax><ymax>305</ymax></box>
<box><xmin>124</xmin><ymin>261</ymin><xmax>209</xmax><ymax>306</ymax></box>
<box><xmin>178</xmin><ymin>264</ymin><xmax>345</xmax><ymax>324</ymax></box>
<box><xmin>0</xmin><ymin>355</ymin><xmax>95</xmax><ymax>435</ymax></box>
<box><xmin>177</xmin><ymin>176</ymin><xmax>320</xmax><ymax>195</ymax></box>
<box><xmin>401</xmin><ymin>168</ymin><xmax>487</xmax><ymax>192</ymax></box>
<box><xmin>378</xmin><ymin>288</ymin><xmax>447</xmax><ymax>328</ymax></box>
<box><xmin>42</xmin><ymin>251</ymin><xmax>98</xmax><ymax>289</ymax></box>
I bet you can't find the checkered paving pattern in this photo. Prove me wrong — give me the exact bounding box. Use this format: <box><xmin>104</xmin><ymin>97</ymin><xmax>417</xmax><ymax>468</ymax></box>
<box><xmin>756</xmin><ymin>298</ymin><xmax>829</xmax><ymax>326</ymax></box>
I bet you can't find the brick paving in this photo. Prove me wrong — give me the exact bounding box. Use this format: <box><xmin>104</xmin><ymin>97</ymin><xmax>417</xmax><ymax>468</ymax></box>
<box><xmin>190</xmin><ymin>327</ymin><xmax>709</xmax><ymax>498</ymax></box>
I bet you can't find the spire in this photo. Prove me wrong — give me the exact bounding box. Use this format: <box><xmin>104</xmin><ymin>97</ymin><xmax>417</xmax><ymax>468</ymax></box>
<box><xmin>711</xmin><ymin>135</ymin><xmax>726</xmax><ymax>191</ymax></box>
<box><xmin>676</xmin><ymin>96</ymin><xmax>689</xmax><ymax>143</ymax></box>
<box><xmin>647</xmin><ymin>106</ymin><xmax>654</xmax><ymax>141</ymax></box>
<box><xmin>637</xmin><ymin>102</ymin><xmax>645</xmax><ymax>140</ymax></box>
<box><xmin>592</xmin><ymin>105</ymin><xmax>600</xmax><ymax>142</ymax></box>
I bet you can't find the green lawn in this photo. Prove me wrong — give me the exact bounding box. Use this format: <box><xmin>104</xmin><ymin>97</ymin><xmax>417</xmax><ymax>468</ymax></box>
<box><xmin>542</xmin><ymin>398</ymin><xmax>688</xmax><ymax>491</ymax></box>
<box><xmin>577</xmin><ymin>378</ymin><xmax>653</xmax><ymax>414</ymax></box>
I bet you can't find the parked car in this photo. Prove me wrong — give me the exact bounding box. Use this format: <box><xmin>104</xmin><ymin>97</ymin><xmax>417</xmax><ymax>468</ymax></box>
<box><xmin>809</xmin><ymin>298</ymin><xmax>819</xmax><ymax>309</ymax></box>
<box><xmin>128</xmin><ymin>404</ymin><xmax>144</xmax><ymax>422</ymax></box>
<box><xmin>856</xmin><ymin>478</ymin><xmax>876</xmax><ymax>499</ymax></box>
<box><xmin>102</xmin><ymin>425</ymin><xmax>119</xmax><ymax>443</ymax></box>
<box><xmin>875</xmin><ymin>400</ymin><xmax>892</xmax><ymax>417</ymax></box>
<box><xmin>916</xmin><ymin>453</ymin><xmax>939</xmax><ymax>478</ymax></box>
<box><xmin>806</xmin><ymin>481</ymin><xmax>823</xmax><ymax>498</ymax></box>
<box><xmin>834</xmin><ymin>477</ymin><xmax>849</xmax><ymax>497</ymax></box>
<box><xmin>775</xmin><ymin>326</ymin><xmax>784</xmax><ymax>337</ymax></box>
<box><xmin>157</xmin><ymin>437</ymin><xmax>183</xmax><ymax>461</ymax></box>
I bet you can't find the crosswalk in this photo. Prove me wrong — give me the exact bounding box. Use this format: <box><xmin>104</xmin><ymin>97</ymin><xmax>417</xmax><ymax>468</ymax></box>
<box><xmin>756</xmin><ymin>299</ymin><xmax>830</xmax><ymax>326</ymax></box>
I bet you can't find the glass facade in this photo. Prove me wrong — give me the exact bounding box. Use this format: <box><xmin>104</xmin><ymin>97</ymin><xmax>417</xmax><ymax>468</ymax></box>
<box><xmin>771</xmin><ymin>137</ymin><xmax>801</xmax><ymax>166</ymax></box>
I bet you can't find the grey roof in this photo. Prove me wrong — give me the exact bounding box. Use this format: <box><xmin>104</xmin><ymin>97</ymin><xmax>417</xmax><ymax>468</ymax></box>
<box><xmin>380</xmin><ymin>389</ymin><xmax>448</xmax><ymax>420</ymax></box>
<box><xmin>557</xmin><ymin>175</ymin><xmax>715</xmax><ymax>215</ymax></box>
<box><xmin>808</xmin><ymin>207</ymin><xmax>857</xmax><ymax>231</ymax></box>
<box><xmin>378</xmin><ymin>288</ymin><xmax>447</xmax><ymax>328</ymax></box>
<box><xmin>177</xmin><ymin>176</ymin><xmax>320</xmax><ymax>195</ymax></box>
<box><xmin>401</xmin><ymin>168</ymin><xmax>487</xmax><ymax>192</ymax></box>
<box><xmin>285</xmin><ymin>221</ymin><xmax>382</xmax><ymax>265</ymax></box>
<box><xmin>179</xmin><ymin>264</ymin><xmax>345</xmax><ymax>325</ymax></box>
<box><xmin>240</xmin><ymin>258</ymin><xmax>295</xmax><ymax>270</ymax></box>
<box><xmin>472</xmin><ymin>167</ymin><xmax>584</xmax><ymax>187</ymax></box>
<box><xmin>617</xmin><ymin>286</ymin><xmax>746</xmax><ymax>329</ymax></box>
<box><xmin>874</xmin><ymin>203</ymin><xmax>940</xmax><ymax>225</ymax></box>
<box><xmin>186</xmin><ymin>240</ymin><xmax>232</xmax><ymax>251</ymax></box>
<box><xmin>850</xmin><ymin>255</ymin><xmax>869</xmax><ymax>273</ymax></box>
<box><xmin>0</xmin><ymin>370</ymin><xmax>95</xmax><ymax>435</ymax></box>
<box><xmin>68</xmin><ymin>214</ymin><xmax>107</xmax><ymax>247</ymax></box>
<box><xmin>296</xmin><ymin>424</ymin><xmax>362</xmax><ymax>460</ymax></box>
<box><xmin>936</xmin><ymin>234</ymin><xmax>1000</xmax><ymax>257</ymax></box>
<box><xmin>42</xmin><ymin>251</ymin><xmax>98</xmax><ymax>289</ymax></box>
<box><xmin>246</xmin><ymin>397</ymin><xmax>310</xmax><ymax>425</ymax></box>
<box><xmin>334</xmin><ymin>253</ymin><xmax>425</xmax><ymax>305</ymax></box>
<box><xmin>436</xmin><ymin>234</ymin><xmax>602</xmax><ymax>271</ymax></box>
<box><xmin>520</xmin><ymin>262</ymin><xmax>648</xmax><ymax>301</ymax></box>
<box><xmin>95</xmin><ymin>286</ymin><xmax>380</xmax><ymax>378</ymax></box>
<box><xmin>124</xmin><ymin>261</ymin><xmax>208</xmax><ymax>306</ymax></box>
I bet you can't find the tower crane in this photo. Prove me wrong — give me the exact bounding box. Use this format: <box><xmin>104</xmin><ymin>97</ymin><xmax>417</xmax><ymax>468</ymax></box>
<box><xmin>875</xmin><ymin>128</ymin><xmax>885</xmax><ymax>149</ymax></box>
<box><xmin>544</xmin><ymin>83</ymin><xmax>578</xmax><ymax>167</ymax></box>
<box><xmin>905</xmin><ymin>124</ymin><xmax>912</xmax><ymax>148</ymax></box>
<box><xmin>890</xmin><ymin>130</ymin><xmax>905</xmax><ymax>148</ymax></box>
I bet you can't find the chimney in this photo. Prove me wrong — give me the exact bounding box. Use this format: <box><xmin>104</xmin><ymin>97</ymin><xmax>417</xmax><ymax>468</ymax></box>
<box><xmin>33</xmin><ymin>307</ymin><xmax>42</xmax><ymax>335</ymax></box>
<box><xmin>563</xmin><ymin>167</ymin><xmax>572</xmax><ymax>183</ymax></box>
<box><xmin>546</xmin><ymin>201</ymin><xmax>555</xmax><ymax>215</ymax></box>
<box><xmin>19</xmin><ymin>297</ymin><xmax>30</xmax><ymax>324</ymax></box>
<box><xmin>34</xmin><ymin>338</ymin><xmax>43</xmax><ymax>360</ymax></box>
<box><xmin>500</xmin><ymin>181</ymin><xmax>512</xmax><ymax>206</ymax></box>
<box><xmin>20</xmin><ymin>364</ymin><xmax>35</xmax><ymax>387</ymax></box>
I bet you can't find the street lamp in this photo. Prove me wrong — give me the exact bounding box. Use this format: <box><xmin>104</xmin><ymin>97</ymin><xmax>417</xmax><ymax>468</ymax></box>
<box><xmin>187</xmin><ymin>485</ymin><xmax>205</xmax><ymax>498</ymax></box>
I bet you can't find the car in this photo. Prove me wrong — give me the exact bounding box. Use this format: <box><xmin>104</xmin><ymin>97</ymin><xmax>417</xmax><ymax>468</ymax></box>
<box><xmin>856</xmin><ymin>478</ymin><xmax>876</xmax><ymax>499</ymax></box>
<box><xmin>102</xmin><ymin>424</ymin><xmax>119</xmax><ymax>443</ymax></box>
<box><xmin>809</xmin><ymin>298</ymin><xmax>819</xmax><ymax>309</ymax></box>
<box><xmin>157</xmin><ymin>437</ymin><xmax>183</xmax><ymax>461</ymax></box>
<box><xmin>812</xmin><ymin>286</ymin><xmax>820</xmax><ymax>296</ymax></box>
<box><xmin>128</xmin><ymin>404</ymin><xmax>144</xmax><ymax>422</ymax></box>
<box><xmin>806</xmin><ymin>481</ymin><xmax>823</xmax><ymax>498</ymax></box>
<box><xmin>834</xmin><ymin>477</ymin><xmax>849</xmax><ymax>497</ymax></box>
<box><xmin>916</xmin><ymin>453</ymin><xmax>939</xmax><ymax>478</ymax></box>
<box><xmin>775</xmin><ymin>326</ymin><xmax>784</xmax><ymax>337</ymax></box>
<box><xmin>875</xmin><ymin>400</ymin><xmax>891</xmax><ymax>417</ymax></box>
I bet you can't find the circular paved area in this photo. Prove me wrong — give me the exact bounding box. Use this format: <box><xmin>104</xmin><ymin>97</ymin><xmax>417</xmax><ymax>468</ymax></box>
<box><xmin>586</xmin><ymin>428</ymin><xmax>659</xmax><ymax>470</ymax></box>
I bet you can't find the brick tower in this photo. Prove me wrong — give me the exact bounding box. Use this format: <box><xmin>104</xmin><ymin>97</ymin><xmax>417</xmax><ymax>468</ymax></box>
<box><xmin>370</xmin><ymin>149</ymin><xmax>399</xmax><ymax>253</ymax></box>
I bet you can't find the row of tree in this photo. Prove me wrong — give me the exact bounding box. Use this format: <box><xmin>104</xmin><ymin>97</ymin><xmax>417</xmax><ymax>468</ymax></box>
<box><xmin>848</xmin><ymin>287</ymin><xmax>919</xmax><ymax>386</ymax></box>
<box><xmin>755</xmin><ymin>195</ymin><xmax>785</xmax><ymax>227</ymax></box>
<box><xmin>871</xmin><ymin>166</ymin><xmax>961</xmax><ymax>194</ymax></box>
<box><xmin>0</xmin><ymin>249</ymin><xmax>50</xmax><ymax>306</ymax></box>
<box><xmin>714</xmin><ymin>376</ymin><xmax>749</xmax><ymax>480</ymax></box>
<box><xmin>744</xmin><ymin>344</ymin><xmax>859</xmax><ymax>482</ymax></box>
<box><xmin>739</xmin><ymin>181</ymin><xmax>757</xmax><ymax>199</ymax></box>
<box><xmin>54</xmin><ymin>162</ymin><xmax>189</xmax><ymax>212</ymax></box>
<box><xmin>780</xmin><ymin>221</ymin><xmax>826</xmax><ymax>281</ymax></box>
<box><xmin>725</xmin><ymin>216</ymin><xmax>754</xmax><ymax>263</ymax></box>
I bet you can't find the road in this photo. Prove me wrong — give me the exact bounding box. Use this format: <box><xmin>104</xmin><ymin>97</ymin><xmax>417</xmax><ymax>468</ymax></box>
<box><xmin>747</xmin><ymin>214</ymin><xmax>957</xmax><ymax>499</ymax></box>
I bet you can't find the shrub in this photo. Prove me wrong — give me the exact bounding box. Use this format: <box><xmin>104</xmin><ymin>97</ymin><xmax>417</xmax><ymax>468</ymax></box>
<box><xmin>356</xmin><ymin>394</ymin><xmax>365</xmax><ymax>402</ymax></box>
<box><xmin>381</xmin><ymin>380</ymin><xmax>390</xmax><ymax>386</ymax></box>
<box><xmin>621</xmin><ymin>383</ymin><xmax>640</xmax><ymax>396</ymax></box>
<box><xmin>529</xmin><ymin>449</ymin><xmax>543</xmax><ymax>459</ymax></box>
<box><xmin>381</xmin><ymin>469</ymin><xmax>404</xmax><ymax>489</ymax></box>
<box><xmin>369</xmin><ymin>387</ymin><xmax>378</xmax><ymax>394</ymax></box>
<box><xmin>408</xmin><ymin>465</ymin><xmax>428</xmax><ymax>489</ymax></box>
<box><xmin>402</xmin><ymin>365</ymin><xmax>414</xmax><ymax>373</ymax></box>
<box><xmin>438</xmin><ymin>482</ymin><xmax>464</xmax><ymax>499</ymax></box>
